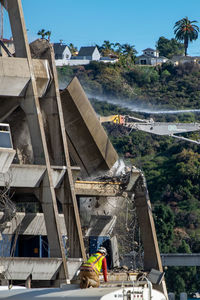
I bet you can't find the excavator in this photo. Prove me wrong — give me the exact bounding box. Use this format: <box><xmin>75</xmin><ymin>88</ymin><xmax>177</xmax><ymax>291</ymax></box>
<box><xmin>99</xmin><ymin>114</ymin><xmax>200</xmax><ymax>144</ymax></box>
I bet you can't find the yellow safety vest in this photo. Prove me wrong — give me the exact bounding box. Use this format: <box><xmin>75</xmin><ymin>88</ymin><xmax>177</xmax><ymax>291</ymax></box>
<box><xmin>82</xmin><ymin>252</ymin><xmax>105</xmax><ymax>274</ymax></box>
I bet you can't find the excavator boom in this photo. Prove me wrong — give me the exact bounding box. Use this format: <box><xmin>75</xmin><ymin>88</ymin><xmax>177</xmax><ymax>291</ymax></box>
<box><xmin>100</xmin><ymin>114</ymin><xmax>200</xmax><ymax>144</ymax></box>
<box><xmin>129</xmin><ymin>122</ymin><xmax>200</xmax><ymax>136</ymax></box>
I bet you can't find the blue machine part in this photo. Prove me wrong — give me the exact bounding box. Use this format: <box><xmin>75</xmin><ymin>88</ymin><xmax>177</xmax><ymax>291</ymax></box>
<box><xmin>0</xmin><ymin>131</ymin><xmax>12</xmax><ymax>148</ymax></box>
<box><xmin>89</xmin><ymin>236</ymin><xmax>109</xmax><ymax>255</ymax></box>
<box><xmin>0</xmin><ymin>234</ymin><xmax>12</xmax><ymax>257</ymax></box>
<box><xmin>39</xmin><ymin>236</ymin><xmax>50</xmax><ymax>258</ymax></box>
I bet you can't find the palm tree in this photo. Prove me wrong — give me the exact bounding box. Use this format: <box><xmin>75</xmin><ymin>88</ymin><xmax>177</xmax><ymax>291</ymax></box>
<box><xmin>45</xmin><ymin>30</ymin><xmax>51</xmax><ymax>42</ymax></box>
<box><xmin>174</xmin><ymin>17</ymin><xmax>199</xmax><ymax>56</ymax></box>
<box><xmin>121</xmin><ymin>43</ymin><xmax>137</xmax><ymax>61</ymax></box>
<box><xmin>37</xmin><ymin>29</ymin><xmax>51</xmax><ymax>41</ymax></box>
<box><xmin>37</xmin><ymin>29</ymin><xmax>46</xmax><ymax>39</ymax></box>
<box><xmin>100</xmin><ymin>40</ymin><xmax>114</xmax><ymax>56</ymax></box>
<box><xmin>114</xmin><ymin>42</ymin><xmax>123</xmax><ymax>54</ymax></box>
<box><xmin>102</xmin><ymin>40</ymin><xmax>114</xmax><ymax>51</ymax></box>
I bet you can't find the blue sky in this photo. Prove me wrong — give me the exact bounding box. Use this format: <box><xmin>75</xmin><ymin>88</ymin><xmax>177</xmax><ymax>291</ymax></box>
<box><xmin>3</xmin><ymin>0</ymin><xmax>200</xmax><ymax>55</ymax></box>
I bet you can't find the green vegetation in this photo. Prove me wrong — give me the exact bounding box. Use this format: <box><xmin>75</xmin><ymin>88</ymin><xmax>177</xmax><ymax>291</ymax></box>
<box><xmin>156</xmin><ymin>36</ymin><xmax>184</xmax><ymax>58</ymax></box>
<box><xmin>57</xmin><ymin>42</ymin><xmax>200</xmax><ymax>296</ymax></box>
<box><xmin>58</xmin><ymin>58</ymin><xmax>200</xmax><ymax>110</ymax></box>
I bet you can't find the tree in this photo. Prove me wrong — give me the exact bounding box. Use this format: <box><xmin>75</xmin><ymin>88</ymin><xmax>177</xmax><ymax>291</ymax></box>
<box><xmin>156</xmin><ymin>36</ymin><xmax>184</xmax><ymax>58</ymax></box>
<box><xmin>45</xmin><ymin>30</ymin><xmax>51</xmax><ymax>42</ymax></box>
<box><xmin>37</xmin><ymin>29</ymin><xmax>51</xmax><ymax>41</ymax></box>
<box><xmin>153</xmin><ymin>204</ymin><xmax>175</xmax><ymax>252</ymax></box>
<box><xmin>121</xmin><ymin>43</ymin><xmax>137</xmax><ymax>61</ymax></box>
<box><xmin>174</xmin><ymin>17</ymin><xmax>199</xmax><ymax>56</ymax></box>
<box><xmin>37</xmin><ymin>29</ymin><xmax>46</xmax><ymax>39</ymax></box>
<box><xmin>100</xmin><ymin>40</ymin><xmax>114</xmax><ymax>56</ymax></box>
<box><xmin>102</xmin><ymin>40</ymin><xmax>114</xmax><ymax>51</ymax></box>
<box><xmin>114</xmin><ymin>42</ymin><xmax>123</xmax><ymax>54</ymax></box>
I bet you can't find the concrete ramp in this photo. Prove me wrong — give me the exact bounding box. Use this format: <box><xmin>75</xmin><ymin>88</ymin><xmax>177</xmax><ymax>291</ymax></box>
<box><xmin>61</xmin><ymin>77</ymin><xmax>118</xmax><ymax>177</ymax></box>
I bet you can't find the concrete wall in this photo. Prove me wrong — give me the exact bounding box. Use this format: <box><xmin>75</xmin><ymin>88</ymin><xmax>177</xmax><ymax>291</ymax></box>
<box><xmin>55</xmin><ymin>59</ymin><xmax>91</xmax><ymax>66</ymax></box>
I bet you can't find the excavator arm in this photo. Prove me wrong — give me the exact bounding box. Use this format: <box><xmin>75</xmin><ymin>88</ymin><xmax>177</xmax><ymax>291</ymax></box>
<box><xmin>100</xmin><ymin>114</ymin><xmax>200</xmax><ymax>145</ymax></box>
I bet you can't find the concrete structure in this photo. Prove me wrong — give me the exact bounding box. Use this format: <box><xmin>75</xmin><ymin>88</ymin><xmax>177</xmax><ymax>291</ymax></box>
<box><xmin>0</xmin><ymin>1</ymin><xmax>167</xmax><ymax>297</ymax></box>
<box><xmin>0</xmin><ymin>0</ymin><xmax>119</xmax><ymax>286</ymax></box>
<box><xmin>0</xmin><ymin>123</ymin><xmax>15</xmax><ymax>173</ymax></box>
<box><xmin>161</xmin><ymin>253</ymin><xmax>200</xmax><ymax>266</ymax></box>
<box><xmin>137</xmin><ymin>48</ymin><xmax>168</xmax><ymax>66</ymax></box>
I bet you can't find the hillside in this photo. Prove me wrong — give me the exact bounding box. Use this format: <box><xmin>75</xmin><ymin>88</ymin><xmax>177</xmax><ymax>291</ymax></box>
<box><xmin>57</xmin><ymin>61</ymin><xmax>200</xmax><ymax>296</ymax></box>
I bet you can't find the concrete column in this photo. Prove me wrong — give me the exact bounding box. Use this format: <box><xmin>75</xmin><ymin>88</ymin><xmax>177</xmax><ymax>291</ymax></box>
<box><xmin>40</xmin><ymin>85</ymin><xmax>64</xmax><ymax>166</ymax></box>
<box><xmin>6</xmin><ymin>0</ymin><xmax>29</xmax><ymax>58</ymax></box>
<box><xmin>56</xmin><ymin>181</ymin><xmax>82</xmax><ymax>258</ymax></box>
<box><xmin>133</xmin><ymin>174</ymin><xmax>168</xmax><ymax>297</ymax></box>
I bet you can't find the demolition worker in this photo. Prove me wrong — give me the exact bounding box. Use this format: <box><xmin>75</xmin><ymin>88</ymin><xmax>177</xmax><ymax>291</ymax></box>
<box><xmin>79</xmin><ymin>246</ymin><xmax>108</xmax><ymax>289</ymax></box>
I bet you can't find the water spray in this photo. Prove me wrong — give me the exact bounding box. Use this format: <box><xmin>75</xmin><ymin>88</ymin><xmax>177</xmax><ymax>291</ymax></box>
<box><xmin>88</xmin><ymin>93</ymin><xmax>200</xmax><ymax>115</ymax></box>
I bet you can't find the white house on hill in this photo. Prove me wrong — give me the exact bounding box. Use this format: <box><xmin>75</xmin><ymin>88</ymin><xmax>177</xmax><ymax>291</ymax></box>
<box><xmin>54</xmin><ymin>44</ymin><xmax>117</xmax><ymax>66</ymax></box>
<box><xmin>53</xmin><ymin>42</ymin><xmax>71</xmax><ymax>66</ymax></box>
<box><xmin>137</xmin><ymin>48</ymin><xmax>168</xmax><ymax>66</ymax></box>
<box><xmin>76</xmin><ymin>46</ymin><xmax>100</xmax><ymax>61</ymax></box>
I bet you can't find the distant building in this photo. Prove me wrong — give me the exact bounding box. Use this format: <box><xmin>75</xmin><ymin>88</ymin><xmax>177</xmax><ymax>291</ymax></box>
<box><xmin>53</xmin><ymin>42</ymin><xmax>71</xmax><ymax>66</ymax></box>
<box><xmin>76</xmin><ymin>46</ymin><xmax>100</xmax><ymax>61</ymax></box>
<box><xmin>170</xmin><ymin>55</ymin><xmax>200</xmax><ymax>66</ymax></box>
<box><xmin>67</xmin><ymin>46</ymin><xmax>101</xmax><ymax>66</ymax></box>
<box><xmin>54</xmin><ymin>44</ymin><xmax>117</xmax><ymax>66</ymax></box>
<box><xmin>100</xmin><ymin>56</ymin><xmax>118</xmax><ymax>64</ymax></box>
<box><xmin>137</xmin><ymin>48</ymin><xmax>168</xmax><ymax>66</ymax></box>
<box><xmin>0</xmin><ymin>38</ymin><xmax>15</xmax><ymax>57</ymax></box>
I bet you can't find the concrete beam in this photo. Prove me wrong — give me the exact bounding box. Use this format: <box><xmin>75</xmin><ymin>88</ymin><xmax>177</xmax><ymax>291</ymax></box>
<box><xmin>61</xmin><ymin>77</ymin><xmax>118</xmax><ymax>177</ymax></box>
<box><xmin>0</xmin><ymin>212</ymin><xmax>67</xmax><ymax>236</ymax></box>
<box><xmin>0</xmin><ymin>58</ymin><xmax>51</xmax><ymax>97</ymax></box>
<box><xmin>29</xmin><ymin>40</ymin><xmax>86</xmax><ymax>261</ymax></box>
<box><xmin>133</xmin><ymin>174</ymin><xmax>167</xmax><ymax>297</ymax></box>
<box><xmin>5</xmin><ymin>0</ymin><xmax>31</xmax><ymax>58</ymax></box>
<box><xmin>75</xmin><ymin>180</ymin><xmax>123</xmax><ymax>197</ymax></box>
<box><xmin>161</xmin><ymin>254</ymin><xmax>200</xmax><ymax>266</ymax></box>
<box><xmin>0</xmin><ymin>164</ymin><xmax>80</xmax><ymax>188</ymax></box>
<box><xmin>0</xmin><ymin>148</ymin><xmax>15</xmax><ymax>173</ymax></box>
<box><xmin>0</xmin><ymin>257</ymin><xmax>82</xmax><ymax>280</ymax></box>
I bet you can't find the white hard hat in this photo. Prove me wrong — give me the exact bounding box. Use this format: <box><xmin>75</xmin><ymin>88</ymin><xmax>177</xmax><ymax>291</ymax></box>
<box><xmin>98</xmin><ymin>246</ymin><xmax>107</xmax><ymax>256</ymax></box>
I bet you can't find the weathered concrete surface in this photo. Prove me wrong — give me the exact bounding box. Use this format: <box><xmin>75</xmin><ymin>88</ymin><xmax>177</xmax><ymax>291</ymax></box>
<box><xmin>0</xmin><ymin>165</ymin><xmax>80</xmax><ymax>188</ymax></box>
<box><xmin>0</xmin><ymin>57</ymin><xmax>30</xmax><ymax>96</ymax></box>
<box><xmin>61</xmin><ymin>77</ymin><xmax>118</xmax><ymax>178</ymax></box>
<box><xmin>29</xmin><ymin>39</ymin><xmax>86</xmax><ymax>260</ymax></box>
<box><xmin>0</xmin><ymin>58</ymin><xmax>51</xmax><ymax>97</ymax></box>
<box><xmin>132</xmin><ymin>174</ymin><xmax>167</xmax><ymax>297</ymax></box>
<box><xmin>0</xmin><ymin>212</ymin><xmax>67</xmax><ymax>235</ymax></box>
<box><xmin>75</xmin><ymin>180</ymin><xmax>123</xmax><ymax>197</ymax></box>
<box><xmin>0</xmin><ymin>149</ymin><xmax>16</xmax><ymax>173</ymax></box>
<box><xmin>0</xmin><ymin>97</ymin><xmax>20</xmax><ymax>123</ymax></box>
<box><xmin>0</xmin><ymin>257</ymin><xmax>82</xmax><ymax>280</ymax></box>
